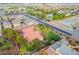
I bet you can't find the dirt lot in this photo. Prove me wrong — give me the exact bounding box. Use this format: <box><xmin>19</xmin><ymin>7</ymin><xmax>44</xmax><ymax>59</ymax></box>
<box><xmin>0</xmin><ymin>47</ymin><xmax>19</xmax><ymax>55</ymax></box>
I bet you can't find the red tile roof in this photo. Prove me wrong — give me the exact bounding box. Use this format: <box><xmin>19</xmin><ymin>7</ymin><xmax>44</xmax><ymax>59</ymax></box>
<box><xmin>21</xmin><ymin>26</ymin><xmax>43</xmax><ymax>42</ymax></box>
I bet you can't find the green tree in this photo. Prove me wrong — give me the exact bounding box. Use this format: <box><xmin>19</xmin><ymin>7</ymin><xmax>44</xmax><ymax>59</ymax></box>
<box><xmin>31</xmin><ymin>39</ymin><xmax>41</xmax><ymax>51</ymax></box>
<box><xmin>26</xmin><ymin>39</ymin><xmax>41</xmax><ymax>52</ymax></box>
<box><xmin>37</xmin><ymin>24</ymin><xmax>51</xmax><ymax>34</ymax></box>
<box><xmin>15</xmin><ymin>33</ymin><xmax>24</xmax><ymax>44</ymax></box>
<box><xmin>0</xmin><ymin>42</ymin><xmax>13</xmax><ymax>50</ymax></box>
<box><xmin>2</xmin><ymin>28</ymin><xmax>15</xmax><ymax>40</ymax></box>
<box><xmin>0</xmin><ymin>37</ymin><xmax>4</xmax><ymax>47</ymax></box>
<box><xmin>45</xmin><ymin>31</ymin><xmax>60</xmax><ymax>45</ymax></box>
<box><xmin>2</xmin><ymin>28</ymin><xmax>27</xmax><ymax>52</ymax></box>
<box><xmin>53</xmin><ymin>13</ymin><xmax>65</xmax><ymax>20</ymax></box>
<box><xmin>26</xmin><ymin>44</ymin><xmax>34</xmax><ymax>51</ymax></box>
<box><xmin>19</xmin><ymin>45</ymin><xmax>27</xmax><ymax>55</ymax></box>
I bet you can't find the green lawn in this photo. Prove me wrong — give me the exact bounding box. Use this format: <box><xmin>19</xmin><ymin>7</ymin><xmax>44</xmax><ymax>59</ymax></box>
<box><xmin>37</xmin><ymin>24</ymin><xmax>61</xmax><ymax>45</ymax></box>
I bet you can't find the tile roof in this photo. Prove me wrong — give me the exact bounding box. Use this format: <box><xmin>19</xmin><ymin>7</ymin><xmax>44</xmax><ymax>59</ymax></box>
<box><xmin>21</xmin><ymin>26</ymin><xmax>43</xmax><ymax>42</ymax></box>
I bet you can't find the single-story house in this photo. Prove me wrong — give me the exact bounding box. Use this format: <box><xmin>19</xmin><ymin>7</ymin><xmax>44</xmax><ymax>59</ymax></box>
<box><xmin>3</xmin><ymin>21</ymin><xmax>12</xmax><ymax>29</ymax></box>
<box><xmin>14</xmin><ymin>15</ymin><xmax>22</xmax><ymax>20</ymax></box>
<box><xmin>50</xmin><ymin>39</ymin><xmax>79</xmax><ymax>55</ymax></box>
<box><xmin>1</xmin><ymin>16</ymin><xmax>9</xmax><ymax>21</ymax></box>
<box><xmin>21</xmin><ymin>26</ymin><xmax>43</xmax><ymax>43</ymax></box>
<box><xmin>57</xmin><ymin>44</ymin><xmax>79</xmax><ymax>55</ymax></box>
<box><xmin>33</xmin><ymin>47</ymin><xmax>59</xmax><ymax>55</ymax></box>
<box><xmin>12</xmin><ymin>20</ymin><xmax>21</xmax><ymax>30</ymax></box>
<box><xmin>46</xmin><ymin>14</ymin><xmax>53</xmax><ymax>20</ymax></box>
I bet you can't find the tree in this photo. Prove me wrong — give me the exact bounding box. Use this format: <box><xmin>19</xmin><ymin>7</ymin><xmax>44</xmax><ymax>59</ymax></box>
<box><xmin>45</xmin><ymin>31</ymin><xmax>60</xmax><ymax>45</ymax></box>
<box><xmin>2</xmin><ymin>28</ymin><xmax>15</xmax><ymax>40</ymax></box>
<box><xmin>53</xmin><ymin>13</ymin><xmax>65</xmax><ymax>20</ymax></box>
<box><xmin>0</xmin><ymin>37</ymin><xmax>4</xmax><ymax>47</ymax></box>
<box><xmin>19</xmin><ymin>45</ymin><xmax>27</xmax><ymax>55</ymax></box>
<box><xmin>37</xmin><ymin>24</ymin><xmax>50</xmax><ymax>34</ymax></box>
<box><xmin>26</xmin><ymin>39</ymin><xmax>41</xmax><ymax>52</ymax></box>
<box><xmin>26</xmin><ymin>44</ymin><xmax>34</xmax><ymax>52</ymax></box>
<box><xmin>15</xmin><ymin>33</ymin><xmax>24</xmax><ymax>45</ymax></box>
<box><xmin>0</xmin><ymin>42</ymin><xmax>13</xmax><ymax>50</ymax></box>
<box><xmin>31</xmin><ymin>39</ymin><xmax>41</xmax><ymax>51</ymax></box>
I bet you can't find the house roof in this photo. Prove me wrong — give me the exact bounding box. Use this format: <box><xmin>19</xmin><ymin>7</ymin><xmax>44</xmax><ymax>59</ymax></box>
<box><xmin>2</xmin><ymin>16</ymin><xmax>8</xmax><ymax>21</ymax></box>
<box><xmin>14</xmin><ymin>15</ymin><xmax>22</xmax><ymax>20</ymax></box>
<box><xmin>21</xmin><ymin>26</ymin><xmax>43</xmax><ymax>42</ymax></box>
<box><xmin>33</xmin><ymin>47</ymin><xmax>59</xmax><ymax>55</ymax></box>
<box><xmin>12</xmin><ymin>20</ymin><xmax>21</xmax><ymax>24</ymax></box>
<box><xmin>51</xmin><ymin>39</ymin><xmax>68</xmax><ymax>50</ymax></box>
<box><xmin>51</xmin><ymin>39</ymin><xmax>79</xmax><ymax>55</ymax></box>
<box><xmin>45</xmin><ymin>47</ymin><xmax>59</xmax><ymax>55</ymax></box>
<box><xmin>58</xmin><ymin>44</ymin><xmax>79</xmax><ymax>55</ymax></box>
<box><xmin>3</xmin><ymin>21</ymin><xmax>11</xmax><ymax>25</ymax></box>
<box><xmin>51</xmin><ymin>43</ymin><xmax>61</xmax><ymax>50</ymax></box>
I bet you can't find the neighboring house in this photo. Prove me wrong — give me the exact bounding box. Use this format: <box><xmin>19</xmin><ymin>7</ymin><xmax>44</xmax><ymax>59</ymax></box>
<box><xmin>50</xmin><ymin>39</ymin><xmax>79</xmax><ymax>55</ymax></box>
<box><xmin>23</xmin><ymin>16</ymin><xmax>39</xmax><ymax>26</ymax></box>
<box><xmin>44</xmin><ymin>47</ymin><xmax>59</xmax><ymax>55</ymax></box>
<box><xmin>1</xmin><ymin>16</ymin><xmax>9</xmax><ymax>21</ymax></box>
<box><xmin>14</xmin><ymin>15</ymin><xmax>22</xmax><ymax>20</ymax></box>
<box><xmin>20</xmin><ymin>16</ymin><xmax>39</xmax><ymax>28</ymax></box>
<box><xmin>33</xmin><ymin>47</ymin><xmax>59</xmax><ymax>55</ymax></box>
<box><xmin>12</xmin><ymin>20</ymin><xmax>21</xmax><ymax>30</ymax></box>
<box><xmin>21</xmin><ymin>26</ymin><xmax>43</xmax><ymax>43</ymax></box>
<box><xmin>3</xmin><ymin>21</ymin><xmax>12</xmax><ymax>29</ymax></box>
<box><xmin>26</xmin><ymin>20</ymin><xmax>38</xmax><ymax>26</ymax></box>
<box><xmin>51</xmin><ymin>39</ymin><xmax>69</xmax><ymax>50</ymax></box>
<box><xmin>23</xmin><ymin>18</ymin><xmax>39</xmax><ymax>26</ymax></box>
<box><xmin>23</xmin><ymin>18</ymin><xmax>32</xmax><ymax>25</ymax></box>
<box><xmin>57</xmin><ymin>44</ymin><xmax>79</xmax><ymax>55</ymax></box>
<box><xmin>46</xmin><ymin>14</ymin><xmax>53</xmax><ymax>20</ymax></box>
<box><xmin>7</xmin><ymin>15</ymin><xmax>15</xmax><ymax>20</ymax></box>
